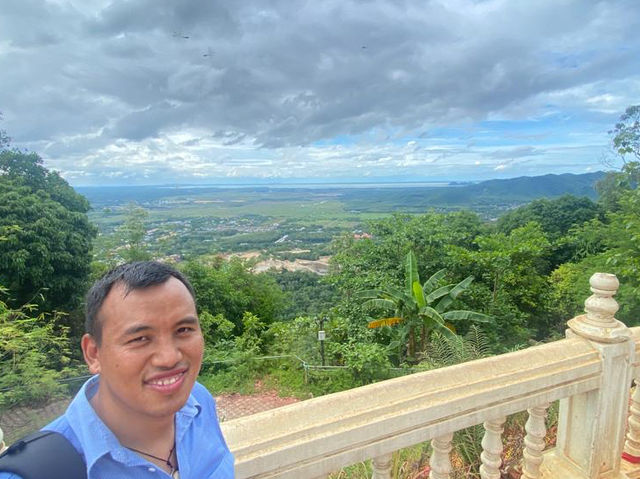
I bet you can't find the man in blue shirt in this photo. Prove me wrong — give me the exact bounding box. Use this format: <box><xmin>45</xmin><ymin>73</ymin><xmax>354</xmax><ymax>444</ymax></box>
<box><xmin>0</xmin><ymin>261</ymin><xmax>234</xmax><ymax>478</ymax></box>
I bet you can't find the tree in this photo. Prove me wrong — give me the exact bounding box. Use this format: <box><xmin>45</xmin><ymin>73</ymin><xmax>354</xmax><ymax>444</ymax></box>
<box><xmin>358</xmin><ymin>251</ymin><xmax>490</xmax><ymax>363</ymax></box>
<box><xmin>497</xmin><ymin>195</ymin><xmax>602</xmax><ymax>241</ymax></box>
<box><xmin>610</xmin><ymin>105</ymin><xmax>640</xmax><ymax>163</ymax></box>
<box><xmin>181</xmin><ymin>258</ymin><xmax>286</xmax><ymax>334</ymax></box>
<box><xmin>328</xmin><ymin>211</ymin><xmax>486</xmax><ymax>298</ymax></box>
<box><xmin>597</xmin><ymin>106</ymin><xmax>640</xmax><ymax>210</ymax></box>
<box><xmin>0</xmin><ymin>150</ymin><xmax>96</xmax><ymax>312</ymax></box>
<box><xmin>118</xmin><ymin>203</ymin><xmax>152</xmax><ymax>262</ymax></box>
<box><xmin>496</xmin><ymin>195</ymin><xmax>602</xmax><ymax>269</ymax></box>
<box><xmin>0</xmin><ymin>113</ymin><xmax>9</xmax><ymax>150</ymax></box>
<box><xmin>449</xmin><ymin>222</ymin><xmax>552</xmax><ymax>344</ymax></box>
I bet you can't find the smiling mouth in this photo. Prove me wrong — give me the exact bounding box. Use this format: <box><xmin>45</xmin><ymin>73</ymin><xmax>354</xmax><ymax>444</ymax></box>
<box><xmin>148</xmin><ymin>373</ymin><xmax>183</xmax><ymax>386</ymax></box>
<box><xmin>145</xmin><ymin>370</ymin><xmax>187</xmax><ymax>392</ymax></box>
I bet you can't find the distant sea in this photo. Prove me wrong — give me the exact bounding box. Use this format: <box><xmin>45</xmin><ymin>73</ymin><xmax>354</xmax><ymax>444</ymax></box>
<box><xmin>155</xmin><ymin>181</ymin><xmax>462</xmax><ymax>189</ymax></box>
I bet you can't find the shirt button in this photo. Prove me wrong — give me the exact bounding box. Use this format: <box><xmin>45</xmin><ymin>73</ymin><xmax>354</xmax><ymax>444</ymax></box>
<box><xmin>148</xmin><ymin>467</ymin><xmax>156</xmax><ymax>472</ymax></box>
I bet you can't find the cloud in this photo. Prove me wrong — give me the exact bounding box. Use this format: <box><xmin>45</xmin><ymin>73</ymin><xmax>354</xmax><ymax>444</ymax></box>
<box><xmin>0</xmin><ymin>0</ymin><xmax>638</xmax><ymax>184</ymax></box>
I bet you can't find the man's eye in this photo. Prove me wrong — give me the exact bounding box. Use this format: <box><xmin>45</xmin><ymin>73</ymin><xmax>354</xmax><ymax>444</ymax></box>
<box><xmin>177</xmin><ymin>327</ymin><xmax>195</xmax><ymax>334</ymax></box>
<box><xmin>128</xmin><ymin>336</ymin><xmax>148</xmax><ymax>344</ymax></box>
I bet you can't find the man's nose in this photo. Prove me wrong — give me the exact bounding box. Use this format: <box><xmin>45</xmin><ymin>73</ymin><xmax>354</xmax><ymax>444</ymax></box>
<box><xmin>151</xmin><ymin>338</ymin><xmax>183</xmax><ymax>367</ymax></box>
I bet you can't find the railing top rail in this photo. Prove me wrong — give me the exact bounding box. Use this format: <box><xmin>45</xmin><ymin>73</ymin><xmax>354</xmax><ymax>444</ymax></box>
<box><xmin>222</xmin><ymin>332</ymin><xmax>622</xmax><ymax>479</ymax></box>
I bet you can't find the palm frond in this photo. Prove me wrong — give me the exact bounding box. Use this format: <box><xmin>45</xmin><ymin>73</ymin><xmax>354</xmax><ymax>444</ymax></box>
<box><xmin>362</xmin><ymin>298</ymin><xmax>395</xmax><ymax>312</ymax></box>
<box><xmin>463</xmin><ymin>325</ymin><xmax>491</xmax><ymax>359</ymax></box>
<box><xmin>368</xmin><ymin>317</ymin><xmax>403</xmax><ymax>328</ymax></box>
<box><xmin>425</xmin><ymin>284</ymin><xmax>454</xmax><ymax>304</ymax></box>
<box><xmin>412</xmin><ymin>280</ymin><xmax>426</xmax><ymax>308</ymax></box>
<box><xmin>355</xmin><ymin>289</ymin><xmax>388</xmax><ymax>299</ymax></box>
<box><xmin>421</xmin><ymin>307</ymin><xmax>457</xmax><ymax>338</ymax></box>
<box><xmin>405</xmin><ymin>251</ymin><xmax>420</xmax><ymax>291</ymax></box>
<box><xmin>449</xmin><ymin>275</ymin><xmax>474</xmax><ymax>299</ymax></box>
<box><xmin>442</xmin><ymin>310</ymin><xmax>492</xmax><ymax>323</ymax></box>
<box><xmin>434</xmin><ymin>276</ymin><xmax>474</xmax><ymax>312</ymax></box>
<box><xmin>423</xmin><ymin>268</ymin><xmax>447</xmax><ymax>293</ymax></box>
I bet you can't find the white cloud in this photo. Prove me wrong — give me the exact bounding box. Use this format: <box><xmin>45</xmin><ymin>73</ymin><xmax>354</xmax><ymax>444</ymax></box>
<box><xmin>0</xmin><ymin>0</ymin><xmax>638</xmax><ymax>184</ymax></box>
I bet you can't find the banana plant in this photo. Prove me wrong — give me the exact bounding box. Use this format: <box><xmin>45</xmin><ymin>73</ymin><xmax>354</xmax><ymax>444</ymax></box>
<box><xmin>357</xmin><ymin>251</ymin><xmax>491</xmax><ymax>362</ymax></box>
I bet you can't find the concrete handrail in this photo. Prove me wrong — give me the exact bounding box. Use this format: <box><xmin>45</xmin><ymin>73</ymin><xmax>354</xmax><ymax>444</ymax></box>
<box><xmin>222</xmin><ymin>335</ymin><xmax>604</xmax><ymax>478</ymax></box>
<box><xmin>222</xmin><ymin>273</ymin><xmax>639</xmax><ymax>479</ymax></box>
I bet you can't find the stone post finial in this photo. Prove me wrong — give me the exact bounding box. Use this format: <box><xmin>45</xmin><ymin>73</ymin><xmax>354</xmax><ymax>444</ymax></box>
<box><xmin>585</xmin><ymin>273</ymin><xmax>619</xmax><ymax>325</ymax></box>
<box><xmin>567</xmin><ymin>273</ymin><xmax>630</xmax><ymax>343</ymax></box>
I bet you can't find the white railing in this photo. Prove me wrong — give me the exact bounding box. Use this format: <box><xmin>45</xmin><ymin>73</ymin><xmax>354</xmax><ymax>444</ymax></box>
<box><xmin>221</xmin><ymin>273</ymin><xmax>640</xmax><ymax>478</ymax></box>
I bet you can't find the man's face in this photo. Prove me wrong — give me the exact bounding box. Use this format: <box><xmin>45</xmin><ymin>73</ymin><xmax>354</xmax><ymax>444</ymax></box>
<box><xmin>82</xmin><ymin>277</ymin><xmax>204</xmax><ymax>421</ymax></box>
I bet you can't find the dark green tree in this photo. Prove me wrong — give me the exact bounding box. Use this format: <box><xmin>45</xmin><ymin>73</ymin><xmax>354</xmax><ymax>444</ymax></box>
<box><xmin>496</xmin><ymin>195</ymin><xmax>603</xmax><ymax>269</ymax></box>
<box><xmin>0</xmin><ymin>150</ymin><xmax>96</xmax><ymax>312</ymax></box>
<box><xmin>181</xmin><ymin>257</ymin><xmax>286</xmax><ymax>334</ymax></box>
<box><xmin>449</xmin><ymin>222</ymin><xmax>552</xmax><ymax>344</ymax></box>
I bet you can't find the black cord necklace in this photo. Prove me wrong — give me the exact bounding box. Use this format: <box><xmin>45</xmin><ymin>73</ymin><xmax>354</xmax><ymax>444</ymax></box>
<box><xmin>126</xmin><ymin>442</ymin><xmax>177</xmax><ymax>473</ymax></box>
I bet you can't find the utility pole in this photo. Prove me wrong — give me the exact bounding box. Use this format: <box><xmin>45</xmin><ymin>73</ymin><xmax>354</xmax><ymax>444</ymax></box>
<box><xmin>317</xmin><ymin>316</ymin><xmax>326</xmax><ymax>366</ymax></box>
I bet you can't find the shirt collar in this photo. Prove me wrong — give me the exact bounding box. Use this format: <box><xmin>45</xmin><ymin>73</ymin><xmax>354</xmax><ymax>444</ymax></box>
<box><xmin>63</xmin><ymin>375</ymin><xmax>203</xmax><ymax>473</ymax></box>
<box><xmin>64</xmin><ymin>376</ymin><xmax>120</xmax><ymax>472</ymax></box>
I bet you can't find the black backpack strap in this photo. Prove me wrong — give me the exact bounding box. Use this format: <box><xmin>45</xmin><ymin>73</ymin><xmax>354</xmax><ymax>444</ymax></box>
<box><xmin>0</xmin><ymin>430</ymin><xmax>87</xmax><ymax>479</ymax></box>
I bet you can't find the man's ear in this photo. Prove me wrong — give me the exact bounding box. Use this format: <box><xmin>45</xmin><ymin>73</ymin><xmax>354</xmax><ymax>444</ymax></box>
<box><xmin>81</xmin><ymin>334</ymin><xmax>101</xmax><ymax>374</ymax></box>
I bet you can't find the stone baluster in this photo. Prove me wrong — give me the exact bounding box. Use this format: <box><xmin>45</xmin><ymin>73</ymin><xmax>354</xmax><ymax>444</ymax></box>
<box><xmin>541</xmin><ymin>273</ymin><xmax>634</xmax><ymax>478</ymax></box>
<box><xmin>623</xmin><ymin>379</ymin><xmax>640</xmax><ymax>462</ymax></box>
<box><xmin>429</xmin><ymin>432</ymin><xmax>453</xmax><ymax>479</ymax></box>
<box><xmin>372</xmin><ymin>452</ymin><xmax>392</xmax><ymax>479</ymax></box>
<box><xmin>479</xmin><ymin>417</ymin><xmax>505</xmax><ymax>479</ymax></box>
<box><xmin>522</xmin><ymin>403</ymin><xmax>549</xmax><ymax>479</ymax></box>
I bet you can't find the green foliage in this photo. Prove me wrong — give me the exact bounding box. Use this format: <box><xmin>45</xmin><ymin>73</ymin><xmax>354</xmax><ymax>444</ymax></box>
<box><xmin>117</xmin><ymin>203</ymin><xmax>152</xmax><ymax>262</ymax></box>
<box><xmin>496</xmin><ymin>195</ymin><xmax>603</xmax><ymax>269</ymax></box>
<box><xmin>497</xmin><ymin>195</ymin><xmax>601</xmax><ymax>240</ymax></box>
<box><xmin>610</xmin><ymin>105</ymin><xmax>640</xmax><ymax>162</ymax></box>
<box><xmin>552</xmin><ymin>186</ymin><xmax>640</xmax><ymax>326</ymax></box>
<box><xmin>181</xmin><ymin>257</ymin><xmax>286</xmax><ymax>334</ymax></box>
<box><xmin>358</xmin><ymin>251</ymin><xmax>491</xmax><ymax>363</ymax></box>
<box><xmin>596</xmin><ymin>105</ymin><xmax>640</xmax><ymax>211</ymax></box>
<box><xmin>200</xmin><ymin>311</ymin><xmax>235</xmax><ymax>345</ymax></box>
<box><xmin>0</xmin><ymin>116</ymin><xmax>9</xmax><ymax>150</ymax></box>
<box><xmin>596</xmin><ymin>161</ymin><xmax>639</xmax><ymax>211</ymax></box>
<box><xmin>271</xmin><ymin>270</ymin><xmax>338</xmax><ymax>320</ymax></box>
<box><xmin>0</xmin><ymin>290</ymin><xmax>73</xmax><ymax>407</ymax></box>
<box><xmin>235</xmin><ymin>312</ymin><xmax>267</xmax><ymax>354</ymax></box>
<box><xmin>0</xmin><ymin>150</ymin><xmax>96</xmax><ymax>312</ymax></box>
<box><xmin>329</xmin><ymin>211</ymin><xmax>486</xmax><ymax>296</ymax></box>
<box><xmin>449</xmin><ymin>222</ymin><xmax>551</xmax><ymax>344</ymax></box>
<box><xmin>268</xmin><ymin>316</ymin><xmax>320</xmax><ymax>361</ymax></box>
<box><xmin>419</xmin><ymin>326</ymin><xmax>491</xmax><ymax>369</ymax></box>
<box><xmin>339</xmin><ymin>341</ymin><xmax>391</xmax><ymax>385</ymax></box>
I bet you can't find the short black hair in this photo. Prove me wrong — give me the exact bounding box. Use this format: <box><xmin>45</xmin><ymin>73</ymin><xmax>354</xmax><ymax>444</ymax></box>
<box><xmin>85</xmin><ymin>261</ymin><xmax>196</xmax><ymax>344</ymax></box>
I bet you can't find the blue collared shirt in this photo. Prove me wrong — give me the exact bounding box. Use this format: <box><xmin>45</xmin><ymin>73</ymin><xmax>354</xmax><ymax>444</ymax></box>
<box><xmin>0</xmin><ymin>376</ymin><xmax>234</xmax><ymax>478</ymax></box>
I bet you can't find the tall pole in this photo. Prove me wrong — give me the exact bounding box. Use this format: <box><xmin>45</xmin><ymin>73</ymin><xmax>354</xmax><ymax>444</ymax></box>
<box><xmin>318</xmin><ymin>316</ymin><xmax>326</xmax><ymax>366</ymax></box>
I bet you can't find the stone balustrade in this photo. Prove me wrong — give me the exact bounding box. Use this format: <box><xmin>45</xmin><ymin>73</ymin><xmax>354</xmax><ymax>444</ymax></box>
<box><xmin>221</xmin><ymin>273</ymin><xmax>640</xmax><ymax>478</ymax></box>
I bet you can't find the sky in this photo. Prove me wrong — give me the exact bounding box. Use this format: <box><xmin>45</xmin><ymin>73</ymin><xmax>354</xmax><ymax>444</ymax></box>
<box><xmin>0</xmin><ymin>0</ymin><xmax>639</xmax><ymax>186</ymax></box>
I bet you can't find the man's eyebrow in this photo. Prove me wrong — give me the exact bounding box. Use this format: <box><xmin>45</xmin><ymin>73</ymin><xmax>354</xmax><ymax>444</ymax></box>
<box><xmin>122</xmin><ymin>317</ymin><xmax>199</xmax><ymax>337</ymax></box>
<box><xmin>176</xmin><ymin>317</ymin><xmax>199</xmax><ymax>327</ymax></box>
<box><xmin>123</xmin><ymin>324</ymin><xmax>153</xmax><ymax>337</ymax></box>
